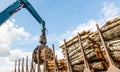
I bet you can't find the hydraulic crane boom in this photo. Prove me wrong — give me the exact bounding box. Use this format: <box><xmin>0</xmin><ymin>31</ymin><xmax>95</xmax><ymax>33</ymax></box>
<box><xmin>0</xmin><ymin>0</ymin><xmax>46</xmax><ymax>45</ymax></box>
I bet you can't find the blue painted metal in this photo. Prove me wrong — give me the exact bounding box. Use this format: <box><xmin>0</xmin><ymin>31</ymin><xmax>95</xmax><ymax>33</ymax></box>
<box><xmin>0</xmin><ymin>1</ymin><xmax>21</xmax><ymax>25</ymax></box>
<box><xmin>0</xmin><ymin>0</ymin><xmax>45</xmax><ymax>30</ymax></box>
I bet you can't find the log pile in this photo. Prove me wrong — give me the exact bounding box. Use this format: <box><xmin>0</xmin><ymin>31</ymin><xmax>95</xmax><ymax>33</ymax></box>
<box><xmin>47</xmin><ymin>59</ymin><xmax>67</xmax><ymax>72</ymax></box>
<box><xmin>60</xmin><ymin>16</ymin><xmax>120</xmax><ymax>71</ymax></box>
<box><xmin>32</xmin><ymin>46</ymin><xmax>53</xmax><ymax>64</ymax></box>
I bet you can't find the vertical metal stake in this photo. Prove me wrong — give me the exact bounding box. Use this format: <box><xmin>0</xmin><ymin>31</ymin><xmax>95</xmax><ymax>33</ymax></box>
<box><xmin>77</xmin><ymin>33</ymin><xmax>91</xmax><ymax>72</ymax></box>
<box><xmin>18</xmin><ymin>59</ymin><xmax>20</xmax><ymax>72</ymax></box>
<box><xmin>30</xmin><ymin>60</ymin><xmax>33</xmax><ymax>72</ymax></box>
<box><xmin>14</xmin><ymin>61</ymin><xmax>17</xmax><ymax>72</ymax></box>
<box><xmin>96</xmin><ymin>24</ymin><xmax>114</xmax><ymax>65</ymax></box>
<box><xmin>52</xmin><ymin>44</ymin><xmax>59</xmax><ymax>72</ymax></box>
<box><xmin>37</xmin><ymin>48</ymin><xmax>41</xmax><ymax>72</ymax></box>
<box><xmin>26</xmin><ymin>56</ymin><xmax>29</xmax><ymax>72</ymax></box>
<box><xmin>64</xmin><ymin>39</ymin><xmax>73</xmax><ymax>72</ymax></box>
<box><xmin>44</xmin><ymin>48</ymin><xmax>47</xmax><ymax>72</ymax></box>
<box><xmin>22</xmin><ymin>58</ymin><xmax>24</xmax><ymax>72</ymax></box>
<box><xmin>33</xmin><ymin>63</ymin><xmax>36</xmax><ymax>72</ymax></box>
<box><xmin>96</xmin><ymin>24</ymin><xmax>120</xmax><ymax>72</ymax></box>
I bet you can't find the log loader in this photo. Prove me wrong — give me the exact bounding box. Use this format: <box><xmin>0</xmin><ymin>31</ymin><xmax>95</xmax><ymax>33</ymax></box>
<box><xmin>0</xmin><ymin>0</ymin><xmax>50</xmax><ymax>64</ymax></box>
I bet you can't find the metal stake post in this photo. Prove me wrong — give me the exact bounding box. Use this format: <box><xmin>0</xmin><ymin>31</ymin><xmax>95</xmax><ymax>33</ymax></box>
<box><xmin>37</xmin><ymin>48</ymin><xmax>41</xmax><ymax>72</ymax></box>
<box><xmin>22</xmin><ymin>58</ymin><xmax>24</xmax><ymax>72</ymax></box>
<box><xmin>30</xmin><ymin>60</ymin><xmax>33</xmax><ymax>72</ymax></box>
<box><xmin>77</xmin><ymin>33</ymin><xmax>92</xmax><ymax>72</ymax></box>
<box><xmin>33</xmin><ymin>63</ymin><xmax>36</xmax><ymax>72</ymax></box>
<box><xmin>64</xmin><ymin>39</ymin><xmax>73</xmax><ymax>72</ymax></box>
<box><xmin>96</xmin><ymin>24</ymin><xmax>120</xmax><ymax>72</ymax></box>
<box><xmin>26</xmin><ymin>56</ymin><xmax>29</xmax><ymax>72</ymax></box>
<box><xmin>52</xmin><ymin>44</ymin><xmax>59</xmax><ymax>72</ymax></box>
<box><xmin>14</xmin><ymin>61</ymin><xmax>17</xmax><ymax>72</ymax></box>
<box><xmin>18</xmin><ymin>59</ymin><xmax>20</xmax><ymax>72</ymax></box>
<box><xmin>44</xmin><ymin>48</ymin><xmax>48</xmax><ymax>72</ymax></box>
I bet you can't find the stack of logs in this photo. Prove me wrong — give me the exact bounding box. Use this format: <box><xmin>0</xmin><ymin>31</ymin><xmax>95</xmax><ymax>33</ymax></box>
<box><xmin>32</xmin><ymin>46</ymin><xmax>54</xmax><ymax>64</ymax></box>
<box><xmin>60</xmin><ymin>16</ymin><xmax>120</xmax><ymax>72</ymax></box>
<box><xmin>47</xmin><ymin>59</ymin><xmax>67</xmax><ymax>72</ymax></box>
<box><xmin>32</xmin><ymin>45</ymin><xmax>67</xmax><ymax>72</ymax></box>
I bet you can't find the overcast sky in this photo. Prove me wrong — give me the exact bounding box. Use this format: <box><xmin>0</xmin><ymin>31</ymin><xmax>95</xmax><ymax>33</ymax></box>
<box><xmin>0</xmin><ymin>0</ymin><xmax>120</xmax><ymax>72</ymax></box>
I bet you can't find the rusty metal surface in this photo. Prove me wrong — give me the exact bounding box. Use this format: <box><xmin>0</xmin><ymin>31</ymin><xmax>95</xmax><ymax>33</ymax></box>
<box><xmin>64</xmin><ymin>39</ymin><xmax>73</xmax><ymax>72</ymax></box>
<box><xmin>22</xmin><ymin>58</ymin><xmax>24</xmax><ymax>72</ymax></box>
<box><xmin>96</xmin><ymin>24</ymin><xmax>120</xmax><ymax>72</ymax></box>
<box><xmin>18</xmin><ymin>59</ymin><xmax>20</xmax><ymax>72</ymax></box>
<box><xmin>14</xmin><ymin>61</ymin><xmax>17</xmax><ymax>72</ymax></box>
<box><xmin>26</xmin><ymin>56</ymin><xmax>29</xmax><ymax>72</ymax></box>
<box><xmin>52</xmin><ymin>44</ymin><xmax>59</xmax><ymax>72</ymax></box>
<box><xmin>78</xmin><ymin>33</ymin><xmax>91</xmax><ymax>72</ymax></box>
<box><xmin>37</xmin><ymin>48</ymin><xmax>41</xmax><ymax>72</ymax></box>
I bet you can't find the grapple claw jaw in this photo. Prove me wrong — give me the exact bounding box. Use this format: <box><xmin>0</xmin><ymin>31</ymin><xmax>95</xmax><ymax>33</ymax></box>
<box><xmin>39</xmin><ymin>28</ymin><xmax>47</xmax><ymax>46</ymax></box>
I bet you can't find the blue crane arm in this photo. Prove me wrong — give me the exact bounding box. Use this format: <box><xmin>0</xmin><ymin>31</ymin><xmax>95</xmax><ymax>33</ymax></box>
<box><xmin>0</xmin><ymin>0</ymin><xmax>45</xmax><ymax>30</ymax></box>
<box><xmin>0</xmin><ymin>0</ymin><xmax>47</xmax><ymax>45</ymax></box>
<box><xmin>22</xmin><ymin>0</ymin><xmax>45</xmax><ymax>30</ymax></box>
<box><xmin>0</xmin><ymin>1</ymin><xmax>21</xmax><ymax>25</ymax></box>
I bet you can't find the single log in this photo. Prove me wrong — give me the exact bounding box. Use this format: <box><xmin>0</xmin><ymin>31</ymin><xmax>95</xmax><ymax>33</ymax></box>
<box><xmin>70</xmin><ymin>52</ymin><xmax>96</xmax><ymax>65</ymax></box>
<box><xmin>60</xmin><ymin>32</ymin><xmax>92</xmax><ymax>49</ymax></box>
<box><xmin>102</xmin><ymin>17</ymin><xmax>120</xmax><ymax>27</ymax></box>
